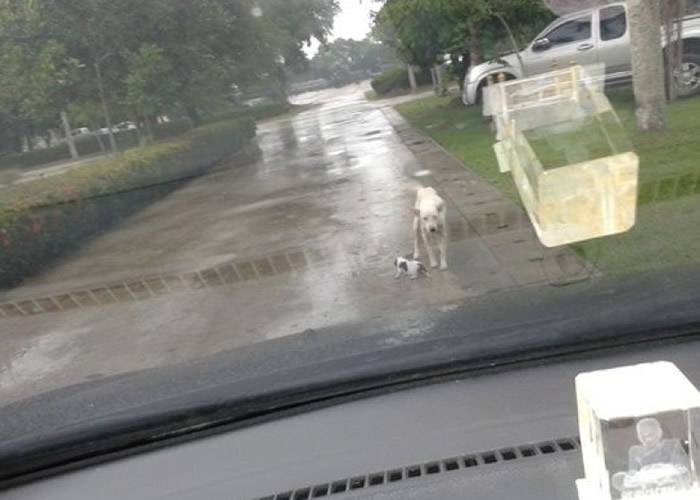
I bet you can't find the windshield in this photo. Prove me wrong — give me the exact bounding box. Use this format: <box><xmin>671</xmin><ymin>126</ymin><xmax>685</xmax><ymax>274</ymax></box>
<box><xmin>1</xmin><ymin>0</ymin><xmax>700</xmax><ymax>476</ymax></box>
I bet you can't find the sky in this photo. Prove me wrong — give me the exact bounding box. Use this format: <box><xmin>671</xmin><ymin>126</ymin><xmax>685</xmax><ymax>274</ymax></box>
<box><xmin>304</xmin><ymin>0</ymin><xmax>375</xmax><ymax>57</ymax></box>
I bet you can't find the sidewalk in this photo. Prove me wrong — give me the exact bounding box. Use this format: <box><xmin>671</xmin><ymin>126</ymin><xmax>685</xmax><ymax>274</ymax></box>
<box><xmin>378</xmin><ymin>104</ymin><xmax>598</xmax><ymax>288</ymax></box>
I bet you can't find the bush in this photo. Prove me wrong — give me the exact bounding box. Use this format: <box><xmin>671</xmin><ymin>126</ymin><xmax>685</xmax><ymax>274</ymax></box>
<box><xmin>0</xmin><ymin>130</ymin><xmax>141</xmax><ymax>170</ymax></box>
<box><xmin>152</xmin><ymin>118</ymin><xmax>193</xmax><ymax>141</ymax></box>
<box><xmin>370</xmin><ymin>67</ymin><xmax>431</xmax><ymax>96</ymax></box>
<box><xmin>0</xmin><ymin>107</ymin><xmax>270</xmax><ymax>172</ymax></box>
<box><xmin>202</xmin><ymin>103</ymin><xmax>291</xmax><ymax>125</ymax></box>
<box><xmin>0</xmin><ymin>117</ymin><xmax>256</xmax><ymax>287</ymax></box>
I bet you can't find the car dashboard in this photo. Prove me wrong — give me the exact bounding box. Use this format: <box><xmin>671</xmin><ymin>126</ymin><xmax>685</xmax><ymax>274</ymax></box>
<box><xmin>3</xmin><ymin>337</ymin><xmax>700</xmax><ymax>500</ymax></box>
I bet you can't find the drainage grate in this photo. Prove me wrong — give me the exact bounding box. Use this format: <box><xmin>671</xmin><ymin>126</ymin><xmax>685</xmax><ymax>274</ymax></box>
<box><xmin>253</xmin><ymin>437</ymin><xmax>579</xmax><ymax>500</ymax></box>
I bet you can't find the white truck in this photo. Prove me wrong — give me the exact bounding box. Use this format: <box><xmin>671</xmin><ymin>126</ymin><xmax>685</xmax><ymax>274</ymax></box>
<box><xmin>462</xmin><ymin>1</ymin><xmax>700</xmax><ymax>105</ymax></box>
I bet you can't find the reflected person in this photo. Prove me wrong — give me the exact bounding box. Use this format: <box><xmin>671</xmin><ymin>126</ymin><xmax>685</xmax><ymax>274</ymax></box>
<box><xmin>612</xmin><ymin>417</ymin><xmax>691</xmax><ymax>497</ymax></box>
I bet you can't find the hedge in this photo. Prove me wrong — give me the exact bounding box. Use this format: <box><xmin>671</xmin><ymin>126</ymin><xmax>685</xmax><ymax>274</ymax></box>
<box><xmin>151</xmin><ymin>118</ymin><xmax>193</xmax><ymax>141</ymax></box>
<box><xmin>203</xmin><ymin>103</ymin><xmax>291</xmax><ymax>125</ymax></box>
<box><xmin>370</xmin><ymin>67</ymin><xmax>432</xmax><ymax>96</ymax></box>
<box><xmin>0</xmin><ymin>116</ymin><xmax>255</xmax><ymax>287</ymax></box>
<box><xmin>0</xmin><ymin>120</ymin><xmax>193</xmax><ymax>171</ymax></box>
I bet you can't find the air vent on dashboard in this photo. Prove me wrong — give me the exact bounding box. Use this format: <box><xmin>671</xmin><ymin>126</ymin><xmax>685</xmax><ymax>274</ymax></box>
<box><xmin>253</xmin><ymin>436</ymin><xmax>581</xmax><ymax>500</ymax></box>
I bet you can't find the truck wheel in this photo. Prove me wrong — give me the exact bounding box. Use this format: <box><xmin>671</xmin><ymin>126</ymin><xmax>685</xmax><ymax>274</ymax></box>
<box><xmin>476</xmin><ymin>73</ymin><xmax>515</xmax><ymax>105</ymax></box>
<box><xmin>475</xmin><ymin>80</ymin><xmax>487</xmax><ymax>105</ymax></box>
<box><xmin>672</xmin><ymin>53</ymin><xmax>700</xmax><ymax>98</ymax></box>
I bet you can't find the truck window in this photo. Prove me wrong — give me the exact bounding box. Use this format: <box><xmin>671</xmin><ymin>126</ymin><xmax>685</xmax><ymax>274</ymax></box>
<box><xmin>688</xmin><ymin>0</ymin><xmax>700</xmax><ymax>15</ymax></box>
<box><xmin>600</xmin><ymin>5</ymin><xmax>627</xmax><ymax>41</ymax></box>
<box><xmin>545</xmin><ymin>15</ymin><xmax>592</xmax><ymax>46</ymax></box>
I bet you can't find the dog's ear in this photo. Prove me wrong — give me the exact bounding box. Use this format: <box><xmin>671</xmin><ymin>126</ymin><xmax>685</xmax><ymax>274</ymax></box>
<box><xmin>437</xmin><ymin>202</ymin><xmax>444</xmax><ymax>213</ymax></box>
<box><xmin>399</xmin><ymin>261</ymin><xmax>408</xmax><ymax>272</ymax></box>
<box><xmin>413</xmin><ymin>208</ymin><xmax>420</xmax><ymax>216</ymax></box>
<box><xmin>393</xmin><ymin>258</ymin><xmax>398</xmax><ymax>267</ymax></box>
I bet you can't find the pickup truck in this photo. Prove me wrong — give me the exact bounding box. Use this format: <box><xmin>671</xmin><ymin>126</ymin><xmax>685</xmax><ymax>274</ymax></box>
<box><xmin>462</xmin><ymin>1</ymin><xmax>700</xmax><ymax>105</ymax></box>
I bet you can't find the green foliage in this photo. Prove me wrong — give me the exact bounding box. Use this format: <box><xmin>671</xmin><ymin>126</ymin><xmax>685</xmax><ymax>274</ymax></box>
<box><xmin>0</xmin><ymin>132</ymin><xmax>135</xmax><ymax>169</ymax></box>
<box><xmin>202</xmin><ymin>103</ymin><xmax>292</xmax><ymax>124</ymax></box>
<box><xmin>370</xmin><ymin>67</ymin><xmax>431</xmax><ymax>95</ymax></box>
<box><xmin>0</xmin><ymin>0</ymin><xmax>338</xmax><ymax>153</ymax></box>
<box><xmin>0</xmin><ymin>117</ymin><xmax>255</xmax><ymax>287</ymax></box>
<box><xmin>125</xmin><ymin>44</ymin><xmax>178</xmax><ymax>119</ymax></box>
<box><xmin>372</xmin><ymin>0</ymin><xmax>455</xmax><ymax>68</ymax></box>
<box><xmin>372</xmin><ymin>0</ymin><xmax>554</xmax><ymax>68</ymax></box>
<box><xmin>258</xmin><ymin>0</ymin><xmax>340</xmax><ymax>73</ymax></box>
<box><xmin>0</xmin><ymin>120</ymin><xmax>198</xmax><ymax>170</ymax></box>
<box><xmin>309</xmin><ymin>38</ymin><xmax>399</xmax><ymax>86</ymax></box>
<box><xmin>151</xmin><ymin>119</ymin><xmax>193</xmax><ymax>141</ymax></box>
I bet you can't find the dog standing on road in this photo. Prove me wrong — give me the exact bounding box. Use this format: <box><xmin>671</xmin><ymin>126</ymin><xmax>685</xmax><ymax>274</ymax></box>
<box><xmin>413</xmin><ymin>187</ymin><xmax>448</xmax><ymax>270</ymax></box>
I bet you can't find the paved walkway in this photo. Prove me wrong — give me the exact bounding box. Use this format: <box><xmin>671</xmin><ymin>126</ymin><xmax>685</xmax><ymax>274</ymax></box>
<box><xmin>0</xmin><ymin>82</ymin><xmax>594</xmax><ymax>404</ymax></box>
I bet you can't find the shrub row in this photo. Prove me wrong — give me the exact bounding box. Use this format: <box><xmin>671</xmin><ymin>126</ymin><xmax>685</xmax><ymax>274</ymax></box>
<box><xmin>0</xmin><ymin>120</ymin><xmax>194</xmax><ymax>170</ymax></box>
<box><xmin>370</xmin><ymin>67</ymin><xmax>432</xmax><ymax>96</ymax></box>
<box><xmin>0</xmin><ymin>117</ymin><xmax>255</xmax><ymax>287</ymax></box>
<box><xmin>203</xmin><ymin>103</ymin><xmax>291</xmax><ymax>125</ymax></box>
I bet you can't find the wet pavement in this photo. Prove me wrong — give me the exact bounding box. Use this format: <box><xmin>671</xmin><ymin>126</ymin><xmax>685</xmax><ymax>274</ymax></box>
<box><xmin>0</xmin><ymin>82</ymin><xmax>595</xmax><ymax>404</ymax></box>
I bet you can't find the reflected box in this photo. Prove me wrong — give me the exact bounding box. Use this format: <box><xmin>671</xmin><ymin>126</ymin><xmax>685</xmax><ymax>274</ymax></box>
<box><xmin>485</xmin><ymin>64</ymin><xmax>639</xmax><ymax>247</ymax></box>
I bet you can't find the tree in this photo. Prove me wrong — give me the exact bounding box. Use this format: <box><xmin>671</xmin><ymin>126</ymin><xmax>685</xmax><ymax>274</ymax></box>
<box><xmin>372</xmin><ymin>0</ymin><xmax>552</xmax><ymax>91</ymax></box>
<box><xmin>38</xmin><ymin>0</ymin><xmax>150</xmax><ymax>154</ymax></box>
<box><xmin>372</xmin><ymin>0</ymin><xmax>455</xmax><ymax>92</ymax></box>
<box><xmin>0</xmin><ymin>2</ymin><xmax>82</xmax><ymax>153</ymax></box>
<box><xmin>628</xmin><ymin>0</ymin><xmax>667</xmax><ymax>131</ymax></box>
<box><xmin>372</xmin><ymin>0</ymin><xmax>452</xmax><ymax>69</ymax></box>
<box><xmin>662</xmin><ymin>0</ymin><xmax>686</xmax><ymax>101</ymax></box>
<box><xmin>309</xmin><ymin>38</ymin><xmax>398</xmax><ymax>86</ymax></box>
<box><xmin>254</xmin><ymin>0</ymin><xmax>340</xmax><ymax>100</ymax></box>
<box><xmin>0</xmin><ymin>0</ymin><xmax>341</xmax><ymax>156</ymax></box>
<box><xmin>125</xmin><ymin>44</ymin><xmax>178</xmax><ymax>141</ymax></box>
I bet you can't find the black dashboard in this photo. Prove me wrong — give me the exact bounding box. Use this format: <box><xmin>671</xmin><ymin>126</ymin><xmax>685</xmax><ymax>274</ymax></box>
<box><xmin>3</xmin><ymin>337</ymin><xmax>700</xmax><ymax>500</ymax></box>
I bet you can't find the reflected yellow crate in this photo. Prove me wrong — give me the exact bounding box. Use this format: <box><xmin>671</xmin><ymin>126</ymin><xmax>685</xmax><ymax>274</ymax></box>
<box><xmin>485</xmin><ymin>65</ymin><xmax>639</xmax><ymax>248</ymax></box>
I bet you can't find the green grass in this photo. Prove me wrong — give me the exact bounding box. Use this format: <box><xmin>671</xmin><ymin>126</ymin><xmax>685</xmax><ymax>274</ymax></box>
<box><xmin>364</xmin><ymin>85</ymin><xmax>432</xmax><ymax>102</ymax></box>
<box><xmin>396</xmin><ymin>90</ymin><xmax>700</xmax><ymax>276</ymax></box>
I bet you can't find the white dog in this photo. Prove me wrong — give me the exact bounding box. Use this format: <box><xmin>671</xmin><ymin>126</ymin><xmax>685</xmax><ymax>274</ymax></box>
<box><xmin>413</xmin><ymin>187</ymin><xmax>448</xmax><ymax>270</ymax></box>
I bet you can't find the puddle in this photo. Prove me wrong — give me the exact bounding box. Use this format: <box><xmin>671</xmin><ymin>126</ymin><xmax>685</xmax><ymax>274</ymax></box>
<box><xmin>414</xmin><ymin>169</ymin><xmax>432</xmax><ymax>178</ymax></box>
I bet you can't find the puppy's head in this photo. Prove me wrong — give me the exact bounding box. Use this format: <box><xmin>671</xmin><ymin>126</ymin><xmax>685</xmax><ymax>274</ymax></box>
<box><xmin>394</xmin><ymin>257</ymin><xmax>408</xmax><ymax>272</ymax></box>
<box><xmin>415</xmin><ymin>202</ymin><xmax>444</xmax><ymax>233</ymax></box>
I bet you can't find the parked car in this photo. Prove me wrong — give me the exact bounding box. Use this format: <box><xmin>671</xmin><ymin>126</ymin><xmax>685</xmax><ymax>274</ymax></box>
<box><xmin>70</xmin><ymin>127</ymin><xmax>91</xmax><ymax>136</ymax></box>
<box><xmin>462</xmin><ymin>1</ymin><xmax>700</xmax><ymax>105</ymax></box>
<box><xmin>113</xmin><ymin>121</ymin><xmax>137</xmax><ymax>132</ymax></box>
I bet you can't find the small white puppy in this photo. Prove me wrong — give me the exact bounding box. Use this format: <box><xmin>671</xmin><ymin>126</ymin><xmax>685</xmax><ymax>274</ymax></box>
<box><xmin>413</xmin><ymin>187</ymin><xmax>448</xmax><ymax>270</ymax></box>
<box><xmin>394</xmin><ymin>257</ymin><xmax>429</xmax><ymax>280</ymax></box>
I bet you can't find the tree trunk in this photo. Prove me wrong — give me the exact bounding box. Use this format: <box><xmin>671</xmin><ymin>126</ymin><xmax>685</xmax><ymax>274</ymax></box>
<box><xmin>407</xmin><ymin>64</ymin><xmax>418</xmax><ymax>92</ymax></box>
<box><xmin>60</xmin><ymin>111</ymin><xmax>79</xmax><ymax>159</ymax></box>
<box><xmin>468</xmin><ymin>21</ymin><xmax>482</xmax><ymax>67</ymax></box>
<box><xmin>144</xmin><ymin>115</ymin><xmax>154</xmax><ymax>142</ymax></box>
<box><xmin>185</xmin><ymin>104</ymin><xmax>201</xmax><ymax>125</ymax></box>
<box><xmin>433</xmin><ymin>63</ymin><xmax>447</xmax><ymax>96</ymax></box>
<box><xmin>135</xmin><ymin>121</ymin><xmax>147</xmax><ymax>146</ymax></box>
<box><xmin>10</xmin><ymin>126</ymin><xmax>22</xmax><ymax>153</ymax></box>
<box><xmin>662</xmin><ymin>0</ymin><xmax>686</xmax><ymax>101</ymax></box>
<box><xmin>94</xmin><ymin>61</ymin><xmax>118</xmax><ymax>154</ymax></box>
<box><xmin>628</xmin><ymin>0</ymin><xmax>667</xmax><ymax>131</ymax></box>
<box><xmin>275</xmin><ymin>64</ymin><xmax>289</xmax><ymax>105</ymax></box>
<box><xmin>26</xmin><ymin>124</ymin><xmax>35</xmax><ymax>151</ymax></box>
<box><xmin>494</xmin><ymin>13</ymin><xmax>525</xmax><ymax>76</ymax></box>
<box><xmin>93</xmin><ymin>124</ymin><xmax>106</xmax><ymax>155</ymax></box>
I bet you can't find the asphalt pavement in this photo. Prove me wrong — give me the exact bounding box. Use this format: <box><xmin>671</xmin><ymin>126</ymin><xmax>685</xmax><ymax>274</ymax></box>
<box><xmin>0</xmin><ymin>82</ymin><xmax>595</xmax><ymax>405</ymax></box>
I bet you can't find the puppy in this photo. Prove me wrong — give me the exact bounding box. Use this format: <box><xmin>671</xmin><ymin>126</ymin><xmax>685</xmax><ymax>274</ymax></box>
<box><xmin>413</xmin><ymin>187</ymin><xmax>448</xmax><ymax>270</ymax></box>
<box><xmin>394</xmin><ymin>256</ymin><xmax>429</xmax><ymax>280</ymax></box>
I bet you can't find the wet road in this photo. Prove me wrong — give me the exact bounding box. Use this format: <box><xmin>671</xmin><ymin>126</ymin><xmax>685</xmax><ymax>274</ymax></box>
<box><xmin>0</xmin><ymin>83</ymin><xmax>592</xmax><ymax>404</ymax></box>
